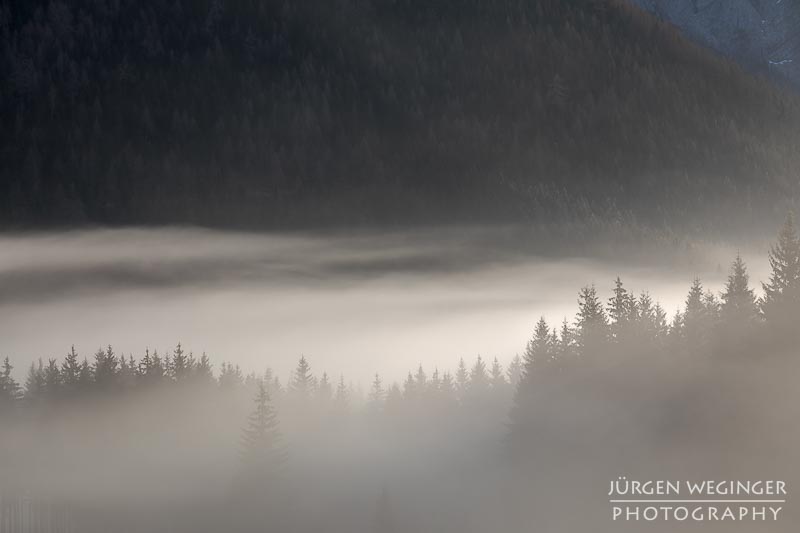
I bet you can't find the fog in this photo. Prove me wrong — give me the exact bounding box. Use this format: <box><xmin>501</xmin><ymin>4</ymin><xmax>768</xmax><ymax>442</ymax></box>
<box><xmin>0</xmin><ymin>227</ymin><xmax>766</xmax><ymax>385</ymax></box>
<box><xmin>1</xmin><ymin>226</ymin><xmax>797</xmax><ymax>533</ymax></box>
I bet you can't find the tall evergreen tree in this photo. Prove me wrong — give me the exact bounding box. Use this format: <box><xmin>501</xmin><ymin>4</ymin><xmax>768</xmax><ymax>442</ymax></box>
<box><xmin>490</xmin><ymin>357</ymin><xmax>507</xmax><ymax>390</ymax></box>
<box><xmin>61</xmin><ymin>346</ymin><xmax>81</xmax><ymax>394</ymax></box>
<box><xmin>468</xmin><ymin>356</ymin><xmax>490</xmax><ymax>395</ymax></box>
<box><xmin>720</xmin><ymin>254</ymin><xmax>758</xmax><ymax>330</ymax></box>
<box><xmin>506</xmin><ymin>355</ymin><xmax>523</xmax><ymax>390</ymax></box>
<box><xmin>170</xmin><ymin>343</ymin><xmax>191</xmax><ymax>382</ymax></box>
<box><xmin>367</xmin><ymin>373</ymin><xmax>385</xmax><ymax>413</ymax></box>
<box><xmin>576</xmin><ymin>285</ymin><xmax>609</xmax><ymax>357</ymax></box>
<box><xmin>316</xmin><ymin>372</ymin><xmax>333</xmax><ymax>405</ymax></box>
<box><xmin>44</xmin><ymin>358</ymin><xmax>62</xmax><ymax>399</ymax></box>
<box><xmin>455</xmin><ymin>358</ymin><xmax>469</xmax><ymax>400</ymax></box>
<box><xmin>524</xmin><ymin>317</ymin><xmax>552</xmax><ymax>378</ymax></box>
<box><xmin>290</xmin><ymin>356</ymin><xmax>314</xmax><ymax>400</ymax></box>
<box><xmin>240</xmin><ymin>381</ymin><xmax>285</xmax><ymax>481</ymax></box>
<box><xmin>608</xmin><ymin>277</ymin><xmax>637</xmax><ymax>344</ymax></box>
<box><xmin>761</xmin><ymin>213</ymin><xmax>800</xmax><ymax>325</ymax></box>
<box><xmin>334</xmin><ymin>374</ymin><xmax>349</xmax><ymax>411</ymax></box>
<box><xmin>194</xmin><ymin>352</ymin><xmax>215</xmax><ymax>384</ymax></box>
<box><xmin>25</xmin><ymin>359</ymin><xmax>46</xmax><ymax>404</ymax></box>
<box><xmin>94</xmin><ymin>345</ymin><xmax>118</xmax><ymax>390</ymax></box>
<box><xmin>0</xmin><ymin>356</ymin><xmax>20</xmax><ymax>410</ymax></box>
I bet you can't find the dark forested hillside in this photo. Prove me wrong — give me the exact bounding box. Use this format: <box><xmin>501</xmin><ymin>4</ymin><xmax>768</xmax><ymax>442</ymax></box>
<box><xmin>2</xmin><ymin>0</ymin><xmax>799</xmax><ymax>229</ymax></box>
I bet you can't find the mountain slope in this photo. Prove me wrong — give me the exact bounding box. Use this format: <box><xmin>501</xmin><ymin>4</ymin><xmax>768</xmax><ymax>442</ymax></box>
<box><xmin>1</xmin><ymin>0</ymin><xmax>799</xmax><ymax>230</ymax></box>
<box><xmin>633</xmin><ymin>0</ymin><xmax>800</xmax><ymax>88</ymax></box>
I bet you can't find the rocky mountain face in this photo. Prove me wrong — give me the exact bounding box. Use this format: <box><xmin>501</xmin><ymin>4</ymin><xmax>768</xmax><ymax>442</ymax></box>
<box><xmin>633</xmin><ymin>0</ymin><xmax>800</xmax><ymax>87</ymax></box>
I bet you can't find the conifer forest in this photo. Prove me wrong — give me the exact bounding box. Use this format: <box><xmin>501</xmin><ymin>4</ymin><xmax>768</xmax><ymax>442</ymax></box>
<box><xmin>2</xmin><ymin>0</ymin><xmax>800</xmax><ymax>532</ymax></box>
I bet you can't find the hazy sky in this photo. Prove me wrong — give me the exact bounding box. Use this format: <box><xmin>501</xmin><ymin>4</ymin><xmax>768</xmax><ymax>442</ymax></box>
<box><xmin>0</xmin><ymin>227</ymin><xmax>769</xmax><ymax>385</ymax></box>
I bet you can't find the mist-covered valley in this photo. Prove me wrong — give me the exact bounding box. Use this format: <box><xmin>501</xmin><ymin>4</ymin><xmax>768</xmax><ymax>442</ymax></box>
<box><xmin>0</xmin><ymin>226</ymin><xmax>765</xmax><ymax>383</ymax></box>
<box><xmin>2</xmin><ymin>222</ymin><xmax>799</xmax><ymax>532</ymax></box>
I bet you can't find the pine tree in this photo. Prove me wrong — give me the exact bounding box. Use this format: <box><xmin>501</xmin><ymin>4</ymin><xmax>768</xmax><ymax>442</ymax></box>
<box><xmin>44</xmin><ymin>358</ymin><xmax>62</xmax><ymax>399</ymax></box>
<box><xmin>455</xmin><ymin>357</ymin><xmax>469</xmax><ymax>400</ymax></box>
<box><xmin>61</xmin><ymin>346</ymin><xmax>81</xmax><ymax>394</ymax></box>
<box><xmin>506</xmin><ymin>355</ymin><xmax>523</xmax><ymax>390</ymax></box>
<box><xmin>761</xmin><ymin>213</ymin><xmax>800</xmax><ymax>324</ymax></box>
<box><xmin>403</xmin><ymin>372</ymin><xmax>416</xmax><ymax>400</ymax></box>
<box><xmin>683</xmin><ymin>278</ymin><xmax>715</xmax><ymax>351</ymax></box>
<box><xmin>440</xmin><ymin>371</ymin><xmax>456</xmax><ymax>399</ymax></box>
<box><xmin>77</xmin><ymin>357</ymin><xmax>93</xmax><ymax>391</ymax></box>
<box><xmin>170</xmin><ymin>342</ymin><xmax>190</xmax><ymax>382</ymax></box>
<box><xmin>367</xmin><ymin>373</ymin><xmax>384</xmax><ymax>413</ymax></box>
<box><xmin>608</xmin><ymin>277</ymin><xmax>637</xmax><ymax>344</ymax></box>
<box><xmin>290</xmin><ymin>356</ymin><xmax>314</xmax><ymax>400</ymax></box>
<box><xmin>576</xmin><ymin>285</ymin><xmax>608</xmax><ymax>356</ymax></box>
<box><xmin>316</xmin><ymin>372</ymin><xmax>333</xmax><ymax>405</ymax></box>
<box><xmin>414</xmin><ymin>365</ymin><xmax>427</xmax><ymax>392</ymax></box>
<box><xmin>0</xmin><ymin>356</ymin><xmax>20</xmax><ymax>410</ymax></box>
<box><xmin>240</xmin><ymin>381</ymin><xmax>285</xmax><ymax>481</ymax></box>
<box><xmin>490</xmin><ymin>357</ymin><xmax>507</xmax><ymax>390</ymax></box>
<box><xmin>219</xmin><ymin>362</ymin><xmax>244</xmax><ymax>390</ymax></box>
<box><xmin>468</xmin><ymin>356</ymin><xmax>489</xmax><ymax>395</ymax></box>
<box><xmin>194</xmin><ymin>352</ymin><xmax>215</xmax><ymax>384</ymax></box>
<box><xmin>334</xmin><ymin>374</ymin><xmax>349</xmax><ymax>410</ymax></box>
<box><xmin>720</xmin><ymin>254</ymin><xmax>758</xmax><ymax>329</ymax></box>
<box><xmin>524</xmin><ymin>317</ymin><xmax>552</xmax><ymax>379</ymax></box>
<box><xmin>94</xmin><ymin>345</ymin><xmax>118</xmax><ymax>391</ymax></box>
<box><xmin>25</xmin><ymin>359</ymin><xmax>46</xmax><ymax>404</ymax></box>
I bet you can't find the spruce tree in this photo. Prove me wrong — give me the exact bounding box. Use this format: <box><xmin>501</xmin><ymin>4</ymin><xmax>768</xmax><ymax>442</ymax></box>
<box><xmin>608</xmin><ymin>277</ymin><xmax>637</xmax><ymax>344</ymax></box>
<box><xmin>720</xmin><ymin>254</ymin><xmax>758</xmax><ymax>329</ymax></box>
<box><xmin>367</xmin><ymin>373</ymin><xmax>385</xmax><ymax>413</ymax></box>
<box><xmin>490</xmin><ymin>357</ymin><xmax>507</xmax><ymax>389</ymax></box>
<box><xmin>576</xmin><ymin>285</ymin><xmax>609</xmax><ymax>357</ymax></box>
<box><xmin>240</xmin><ymin>381</ymin><xmax>285</xmax><ymax>482</ymax></box>
<box><xmin>334</xmin><ymin>375</ymin><xmax>349</xmax><ymax>410</ymax></box>
<box><xmin>170</xmin><ymin>343</ymin><xmax>190</xmax><ymax>382</ymax></box>
<box><xmin>506</xmin><ymin>355</ymin><xmax>523</xmax><ymax>390</ymax></box>
<box><xmin>524</xmin><ymin>317</ymin><xmax>552</xmax><ymax>379</ymax></box>
<box><xmin>468</xmin><ymin>356</ymin><xmax>490</xmax><ymax>395</ymax></box>
<box><xmin>683</xmin><ymin>278</ymin><xmax>716</xmax><ymax>351</ymax></box>
<box><xmin>194</xmin><ymin>352</ymin><xmax>215</xmax><ymax>384</ymax></box>
<box><xmin>25</xmin><ymin>359</ymin><xmax>46</xmax><ymax>404</ymax></box>
<box><xmin>44</xmin><ymin>358</ymin><xmax>62</xmax><ymax>399</ymax></box>
<box><xmin>290</xmin><ymin>356</ymin><xmax>314</xmax><ymax>400</ymax></box>
<box><xmin>316</xmin><ymin>372</ymin><xmax>333</xmax><ymax>405</ymax></box>
<box><xmin>455</xmin><ymin>358</ymin><xmax>469</xmax><ymax>400</ymax></box>
<box><xmin>761</xmin><ymin>213</ymin><xmax>800</xmax><ymax>325</ymax></box>
<box><xmin>0</xmin><ymin>356</ymin><xmax>20</xmax><ymax>410</ymax></box>
<box><xmin>61</xmin><ymin>346</ymin><xmax>81</xmax><ymax>394</ymax></box>
<box><xmin>94</xmin><ymin>345</ymin><xmax>118</xmax><ymax>391</ymax></box>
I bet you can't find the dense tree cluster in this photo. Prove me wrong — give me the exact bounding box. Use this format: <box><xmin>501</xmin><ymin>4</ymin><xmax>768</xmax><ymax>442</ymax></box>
<box><xmin>1</xmin><ymin>0</ymin><xmax>799</xmax><ymax>230</ymax></box>
<box><xmin>508</xmin><ymin>213</ymin><xmax>800</xmax><ymax>469</ymax></box>
<box><xmin>2</xmin><ymin>217</ymin><xmax>799</xmax><ymax>532</ymax></box>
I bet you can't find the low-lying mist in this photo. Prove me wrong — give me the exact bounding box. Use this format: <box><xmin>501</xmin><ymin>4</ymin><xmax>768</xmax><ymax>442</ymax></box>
<box><xmin>0</xmin><ymin>226</ymin><xmax>766</xmax><ymax>384</ymax></box>
<box><xmin>2</xmin><ymin>224</ymin><xmax>796</xmax><ymax>533</ymax></box>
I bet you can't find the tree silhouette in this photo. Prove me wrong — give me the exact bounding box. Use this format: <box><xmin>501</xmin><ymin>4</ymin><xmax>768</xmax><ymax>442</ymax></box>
<box><xmin>576</xmin><ymin>285</ymin><xmax>609</xmax><ymax>357</ymax></box>
<box><xmin>0</xmin><ymin>356</ymin><xmax>20</xmax><ymax>410</ymax></box>
<box><xmin>762</xmin><ymin>213</ymin><xmax>800</xmax><ymax>326</ymax></box>
<box><xmin>240</xmin><ymin>381</ymin><xmax>285</xmax><ymax>479</ymax></box>
<box><xmin>721</xmin><ymin>254</ymin><xmax>758</xmax><ymax>330</ymax></box>
<box><xmin>290</xmin><ymin>356</ymin><xmax>314</xmax><ymax>402</ymax></box>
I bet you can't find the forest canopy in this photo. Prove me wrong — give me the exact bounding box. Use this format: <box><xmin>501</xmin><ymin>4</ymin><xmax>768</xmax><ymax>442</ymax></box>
<box><xmin>1</xmin><ymin>0</ymin><xmax>799</xmax><ymax>231</ymax></box>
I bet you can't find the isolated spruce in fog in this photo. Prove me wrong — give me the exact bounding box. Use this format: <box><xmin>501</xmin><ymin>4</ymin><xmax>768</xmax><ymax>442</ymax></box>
<box><xmin>240</xmin><ymin>381</ymin><xmax>285</xmax><ymax>479</ymax></box>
